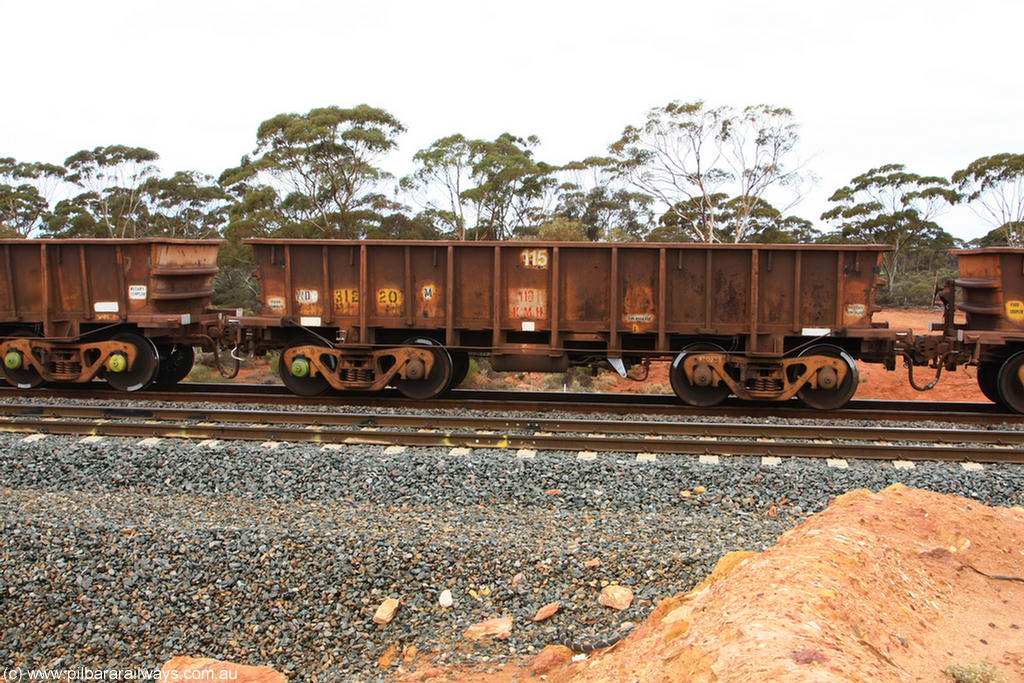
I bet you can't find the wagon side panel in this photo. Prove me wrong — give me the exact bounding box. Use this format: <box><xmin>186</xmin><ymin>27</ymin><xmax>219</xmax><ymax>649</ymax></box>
<box><xmin>559</xmin><ymin>246</ymin><xmax>610</xmax><ymax>333</ymax></box>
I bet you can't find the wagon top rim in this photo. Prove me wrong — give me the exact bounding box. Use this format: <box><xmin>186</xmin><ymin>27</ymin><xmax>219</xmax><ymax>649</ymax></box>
<box><xmin>242</xmin><ymin>239</ymin><xmax>893</xmax><ymax>251</ymax></box>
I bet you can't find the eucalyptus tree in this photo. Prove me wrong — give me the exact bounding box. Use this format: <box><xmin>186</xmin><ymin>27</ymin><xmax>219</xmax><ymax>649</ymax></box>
<box><xmin>47</xmin><ymin>145</ymin><xmax>160</xmax><ymax>238</ymax></box>
<box><xmin>402</xmin><ymin>132</ymin><xmax>556</xmax><ymax>240</ymax></box>
<box><xmin>609</xmin><ymin>101</ymin><xmax>808</xmax><ymax>243</ymax></box>
<box><xmin>0</xmin><ymin>158</ymin><xmax>67</xmax><ymax>237</ymax></box>
<box><xmin>141</xmin><ymin>171</ymin><xmax>229</xmax><ymax>238</ymax></box>
<box><xmin>401</xmin><ymin>134</ymin><xmax>473</xmax><ymax>238</ymax></box>
<box><xmin>551</xmin><ymin>156</ymin><xmax>654</xmax><ymax>241</ymax></box>
<box><xmin>220</xmin><ymin>105</ymin><xmax>405</xmax><ymax>239</ymax></box>
<box><xmin>952</xmin><ymin>153</ymin><xmax>1024</xmax><ymax>246</ymax></box>
<box><xmin>821</xmin><ymin>163</ymin><xmax>959</xmax><ymax>291</ymax></box>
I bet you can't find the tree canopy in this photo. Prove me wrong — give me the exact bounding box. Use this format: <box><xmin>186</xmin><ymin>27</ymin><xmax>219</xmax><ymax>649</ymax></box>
<box><xmin>607</xmin><ymin>101</ymin><xmax>809</xmax><ymax>243</ymax></box>
<box><xmin>952</xmin><ymin>153</ymin><xmax>1024</xmax><ymax>246</ymax></box>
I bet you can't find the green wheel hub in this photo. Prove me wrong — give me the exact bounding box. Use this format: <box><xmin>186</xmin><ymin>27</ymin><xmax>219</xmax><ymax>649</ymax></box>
<box><xmin>4</xmin><ymin>351</ymin><xmax>22</xmax><ymax>370</ymax></box>
<box><xmin>107</xmin><ymin>353</ymin><xmax>128</xmax><ymax>373</ymax></box>
<box><xmin>290</xmin><ymin>357</ymin><xmax>311</xmax><ymax>378</ymax></box>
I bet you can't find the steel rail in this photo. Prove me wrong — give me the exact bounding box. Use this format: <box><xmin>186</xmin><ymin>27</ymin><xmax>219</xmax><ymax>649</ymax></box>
<box><xmin>1</xmin><ymin>406</ymin><xmax>1022</xmax><ymax>463</ymax></box>
<box><xmin>0</xmin><ymin>383</ymin><xmax>1017</xmax><ymax>423</ymax></box>
<box><xmin>0</xmin><ymin>403</ymin><xmax>1022</xmax><ymax>447</ymax></box>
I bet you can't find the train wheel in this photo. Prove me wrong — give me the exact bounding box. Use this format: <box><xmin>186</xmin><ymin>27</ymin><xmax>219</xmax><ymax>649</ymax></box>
<box><xmin>1</xmin><ymin>329</ymin><xmax>43</xmax><ymax>389</ymax></box>
<box><xmin>794</xmin><ymin>344</ymin><xmax>859</xmax><ymax>410</ymax></box>
<box><xmin>104</xmin><ymin>333</ymin><xmax>159</xmax><ymax>392</ymax></box>
<box><xmin>393</xmin><ymin>337</ymin><xmax>453</xmax><ymax>400</ymax></box>
<box><xmin>447</xmin><ymin>351</ymin><xmax>470</xmax><ymax>391</ymax></box>
<box><xmin>280</xmin><ymin>337</ymin><xmax>332</xmax><ymax>396</ymax></box>
<box><xmin>669</xmin><ymin>343</ymin><xmax>730</xmax><ymax>407</ymax></box>
<box><xmin>976</xmin><ymin>362</ymin><xmax>1004</xmax><ymax>406</ymax></box>
<box><xmin>154</xmin><ymin>344</ymin><xmax>196</xmax><ymax>387</ymax></box>
<box><xmin>996</xmin><ymin>351</ymin><xmax>1024</xmax><ymax>413</ymax></box>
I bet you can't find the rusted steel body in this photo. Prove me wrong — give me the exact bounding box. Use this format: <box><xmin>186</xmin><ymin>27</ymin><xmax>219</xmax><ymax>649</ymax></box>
<box><xmin>900</xmin><ymin>248</ymin><xmax>1024</xmax><ymax>413</ymax></box>
<box><xmin>0</xmin><ymin>239</ymin><xmax>222</xmax><ymax>385</ymax></box>
<box><xmin>953</xmin><ymin>248</ymin><xmax>1024</xmax><ymax>339</ymax></box>
<box><xmin>243</xmin><ymin>240</ymin><xmax>895</xmax><ymax>404</ymax></box>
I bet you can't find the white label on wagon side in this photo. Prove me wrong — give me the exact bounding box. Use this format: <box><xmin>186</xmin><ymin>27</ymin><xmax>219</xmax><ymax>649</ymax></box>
<box><xmin>128</xmin><ymin>285</ymin><xmax>147</xmax><ymax>300</ymax></box>
<box><xmin>300</xmin><ymin>316</ymin><xmax>322</xmax><ymax>327</ymax></box>
<box><xmin>521</xmin><ymin>321</ymin><xmax>536</xmax><ymax>331</ymax></box>
<box><xmin>94</xmin><ymin>301</ymin><xmax>119</xmax><ymax>313</ymax></box>
<box><xmin>180</xmin><ymin>313</ymin><xmax>192</xmax><ymax>325</ymax></box>
<box><xmin>801</xmin><ymin>327</ymin><xmax>831</xmax><ymax>336</ymax></box>
<box><xmin>296</xmin><ymin>289</ymin><xmax>319</xmax><ymax>304</ymax></box>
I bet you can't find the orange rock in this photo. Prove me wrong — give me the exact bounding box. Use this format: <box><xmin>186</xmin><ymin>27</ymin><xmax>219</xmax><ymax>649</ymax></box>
<box><xmin>160</xmin><ymin>657</ymin><xmax>285</xmax><ymax>683</ymax></box>
<box><xmin>584</xmin><ymin>558</ymin><xmax>601</xmax><ymax>568</ymax></box>
<box><xmin>402</xmin><ymin>643</ymin><xmax>417</xmax><ymax>663</ymax></box>
<box><xmin>532</xmin><ymin>601</ymin><xmax>561</xmax><ymax>621</ymax></box>
<box><xmin>532</xmin><ymin>645</ymin><xmax>573</xmax><ymax>674</ymax></box>
<box><xmin>373</xmin><ymin>597</ymin><xmax>400</xmax><ymax>625</ymax></box>
<box><xmin>377</xmin><ymin>643</ymin><xmax>398</xmax><ymax>669</ymax></box>
<box><xmin>463</xmin><ymin>616</ymin><xmax>513</xmax><ymax>640</ymax></box>
<box><xmin>599</xmin><ymin>584</ymin><xmax>633</xmax><ymax>610</ymax></box>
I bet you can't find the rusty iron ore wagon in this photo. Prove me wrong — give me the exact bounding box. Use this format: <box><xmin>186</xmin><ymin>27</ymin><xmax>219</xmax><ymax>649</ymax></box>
<box><xmin>928</xmin><ymin>247</ymin><xmax>1024</xmax><ymax>412</ymax></box>
<box><xmin>0</xmin><ymin>239</ymin><xmax>222</xmax><ymax>390</ymax></box>
<box><xmin>241</xmin><ymin>240</ymin><xmax>898</xmax><ymax>409</ymax></box>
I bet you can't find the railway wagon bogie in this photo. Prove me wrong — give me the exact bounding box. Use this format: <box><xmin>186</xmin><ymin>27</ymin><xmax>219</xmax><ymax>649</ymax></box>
<box><xmin>0</xmin><ymin>239</ymin><xmax>222</xmax><ymax>391</ymax></box>
<box><xmin>246</xmin><ymin>240</ymin><xmax>894</xmax><ymax>409</ymax></box>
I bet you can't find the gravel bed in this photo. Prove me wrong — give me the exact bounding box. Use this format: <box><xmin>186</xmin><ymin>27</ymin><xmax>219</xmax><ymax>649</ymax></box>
<box><xmin>1</xmin><ymin>429</ymin><xmax>1023</xmax><ymax>681</ymax></box>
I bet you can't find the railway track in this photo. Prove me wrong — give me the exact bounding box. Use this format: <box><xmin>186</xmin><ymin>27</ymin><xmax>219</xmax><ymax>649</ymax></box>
<box><xmin>0</xmin><ymin>382</ymin><xmax>1020</xmax><ymax>424</ymax></box>
<box><xmin>1</xmin><ymin>401</ymin><xmax>1022</xmax><ymax>463</ymax></box>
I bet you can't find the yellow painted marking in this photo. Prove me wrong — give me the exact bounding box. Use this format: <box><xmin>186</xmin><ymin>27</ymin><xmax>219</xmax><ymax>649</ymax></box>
<box><xmin>761</xmin><ymin>456</ymin><xmax>782</xmax><ymax>466</ymax></box>
<box><xmin>636</xmin><ymin>453</ymin><xmax>657</xmax><ymax>462</ymax></box>
<box><xmin>520</xmin><ymin>248</ymin><xmax>549</xmax><ymax>269</ymax></box>
<box><xmin>21</xmin><ymin>434</ymin><xmax>47</xmax><ymax>443</ymax></box>
<box><xmin>376</xmin><ymin>287</ymin><xmax>403</xmax><ymax>315</ymax></box>
<box><xmin>138</xmin><ymin>438</ymin><xmax>162</xmax><ymax>447</ymax></box>
<box><xmin>1006</xmin><ymin>300</ymin><xmax>1024</xmax><ymax>323</ymax></box>
<box><xmin>384</xmin><ymin>446</ymin><xmax>407</xmax><ymax>455</ymax></box>
<box><xmin>698</xmin><ymin>455</ymin><xmax>719</xmax><ymax>465</ymax></box>
<box><xmin>517</xmin><ymin>449</ymin><xmax>536</xmax><ymax>459</ymax></box>
<box><xmin>334</xmin><ymin>288</ymin><xmax>360</xmax><ymax>316</ymax></box>
<box><xmin>826</xmin><ymin>458</ymin><xmax>849</xmax><ymax>469</ymax></box>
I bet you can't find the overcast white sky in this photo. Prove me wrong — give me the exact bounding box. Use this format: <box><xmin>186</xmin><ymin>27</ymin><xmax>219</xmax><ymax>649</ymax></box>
<box><xmin>3</xmin><ymin>0</ymin><xmax>1021</xmax><ymax>240</ymax></box>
